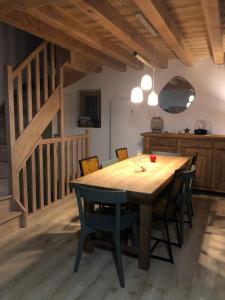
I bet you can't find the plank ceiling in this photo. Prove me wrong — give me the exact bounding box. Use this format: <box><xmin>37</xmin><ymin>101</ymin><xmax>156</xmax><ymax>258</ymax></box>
<box><xmin>0</xmin><ymin>0</ymin><xmax>224</xmax><ymax>73</ymax></box>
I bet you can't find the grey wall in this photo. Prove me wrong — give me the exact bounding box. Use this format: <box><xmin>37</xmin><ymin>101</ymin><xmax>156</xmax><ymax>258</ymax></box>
<box><xmin>0</xmin><ymin>21</ymin><xmax>41</xmax><ymax>106</ymax></box>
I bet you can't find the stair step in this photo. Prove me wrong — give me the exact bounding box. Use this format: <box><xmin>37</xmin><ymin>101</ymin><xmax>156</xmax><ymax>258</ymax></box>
<box><xmin>0</xmin><ymin>197</ymin><xmax>10</xmax><ymax>209</ymax></box>
<box><xmin>0</xmin><ymin>194</ymin><xmax>12</xmax><ymax>201</ymax></box>
<box><xmin>0</xmin><ymin>196</ymin><xmax>21</xmax><ymax>225</ymax></box>
<box><xmin>0</xmin><ymin>129</ymin><xmax>6</xmax><ymax>144</ymax></box>
<box><xmin>0</xmin><ymin>179</ymin><xmax>10</xmax><ymax>197</ymax></box>
<box><xmin>0</xmin><ymin>145</ymin><xmax>8</xmax><ymax>162</ymax></box>
<box><xmin>0</xmin><ymin>162</ymin><xmax>9</xmax><ymax>179</ymax></box>
<box><xmin>0</xmin><ymin>210</ymin><xmax>21</xmax><ymax>225</ymax></box>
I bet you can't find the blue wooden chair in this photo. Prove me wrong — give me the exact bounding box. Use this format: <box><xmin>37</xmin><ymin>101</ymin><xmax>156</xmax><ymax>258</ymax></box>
<box><xmin>183</xmin><ymin>165</ymin><xmax>196</xmax><ymax>227</ymax></box>
<box><xmin>151</xmin><ymin>167</ymin><xmax>185</xmax><ymax>263</ymax></box>
<box><xmin>73</xmin><ymin>184</ymin><xmax>138</xmax><ymax>288</ymax></box>
<box><xmin>190</xmin><ymin>154</ymin><xmax>197</xmax><ymax>169</ymax></box>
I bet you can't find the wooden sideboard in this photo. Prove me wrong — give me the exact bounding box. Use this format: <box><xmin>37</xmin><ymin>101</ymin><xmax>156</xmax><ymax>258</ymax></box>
<box><xmin>141</xmin><ymin>132</ymin><xmax>225</xmax><ymax>193</ymax></box>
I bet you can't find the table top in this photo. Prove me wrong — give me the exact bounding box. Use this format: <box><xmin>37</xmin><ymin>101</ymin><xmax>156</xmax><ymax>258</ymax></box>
<box><xmin>70</xmin><ymin>155</ymin><xmax>190</xmax><ymax>200</ymax></box>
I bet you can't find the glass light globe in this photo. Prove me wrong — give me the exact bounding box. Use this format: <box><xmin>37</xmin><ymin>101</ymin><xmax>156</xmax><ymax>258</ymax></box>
<box><xmin>131</xmin><ymin>87</ymin><xmax>143</xmax><ymax>103</ymax></box>
<box><xmin>189</xmin><ymin>94</ymin><xmax>195</xmax><ymax>102</ymax></box>
<box><xmin>141</xmin><ymin>74</ymin><xmax>152</xmax><ymax>91</ymax></box>
<box><xmin>186</xmin><ymin>102</ymin><xmax>191</xmax><ymax>108</ymax></box>
<box><xmin>148</xmin><ymin>91</ymin><xmax>158</xmax><ymax>106</ymax></box>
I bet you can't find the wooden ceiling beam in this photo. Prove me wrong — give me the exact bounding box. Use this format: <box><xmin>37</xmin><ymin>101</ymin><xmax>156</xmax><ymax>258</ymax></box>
<box><xmin>0</xmin><ymin>10</ymin><xmax>126</xmax><ymax>72</ymax></box>
<box><xmin>201</xmin><ymin>0</ymin><xmax>224</xmax><ymax>64</ymax></box>
<box><xmin>0</xmin><ymin>0</ymin><xmax>66</xmax><ymax>12</ymax></box>
<box><xmin>74</xmin><ymin>0</ymin><xmax>168</xmax><ymax>69</ymax></box>
<box><xmin>30</xmin><ymin>5</ymin><xmax>138</xmax><ymax>69</ymax></box>
<box><xmin>134</xmin><ymin>0</ymin><xmax>194</xmax><ymax>67</ymax></box>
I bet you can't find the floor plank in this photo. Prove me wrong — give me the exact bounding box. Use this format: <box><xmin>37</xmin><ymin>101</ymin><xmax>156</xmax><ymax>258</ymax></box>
<box><xmin>0</xmin><ymin>193</ymin><xmax>225</xmax><ymax>300</ymax></box>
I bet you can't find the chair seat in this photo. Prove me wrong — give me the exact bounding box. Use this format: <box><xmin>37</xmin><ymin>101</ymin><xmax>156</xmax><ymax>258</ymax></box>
<box><xmin>87</xmin><ymin>208</ymin><xmax>137</xmax><ymax>232</ymax></box>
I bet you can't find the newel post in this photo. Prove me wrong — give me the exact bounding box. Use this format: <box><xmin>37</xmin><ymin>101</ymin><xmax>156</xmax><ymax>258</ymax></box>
<box><xmin>58</xmin><ymin>67</ymin><xmax>65</xmax><ymax>200</ymax></box>
<box><xmin>5</xmin><ymin>65</ymin><xmax>20</xmax><ymax>210</ymax></box>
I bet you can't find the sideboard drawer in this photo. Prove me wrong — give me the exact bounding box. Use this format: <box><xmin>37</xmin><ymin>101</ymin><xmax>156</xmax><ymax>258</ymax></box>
<box><xmin>149</xmin><ymin>145</ymin><xmax>177</xmax><ymax>154</ymax></box>
<box><xmin>178</xmin><ymin>139</ymin><xmax>213</xmax><ymax>149</ymax></box>
<box><xmin>149</xmin><ymin>138</ymin><xmax>177</xmax><ymax>147</ymax></box>
<box><xmin>214</xmin><ymin>142</ymin><xmax>225</xmax><ymax>149</ymax></box>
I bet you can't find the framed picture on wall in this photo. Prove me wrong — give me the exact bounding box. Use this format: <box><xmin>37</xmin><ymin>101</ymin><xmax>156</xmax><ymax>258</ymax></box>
<box><xmin>78</xmin><ymin>89</ymin><xmax>101</xmax><ymax>128</ymax></box>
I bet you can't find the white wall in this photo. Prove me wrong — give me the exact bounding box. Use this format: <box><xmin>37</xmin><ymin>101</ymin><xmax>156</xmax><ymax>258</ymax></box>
<box><xmin>0</xmin><ymin>22</ymin><xmax>41</xmax><ymax>105</ymax></box>
<box><xmin>63</xmin><ymin>57</ymin><xmax>225</xmax><ymax>162</ymax></box>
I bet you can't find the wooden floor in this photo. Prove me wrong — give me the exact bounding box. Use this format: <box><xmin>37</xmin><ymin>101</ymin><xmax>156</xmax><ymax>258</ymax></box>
<box><xmin>1</xmin><ymin>193</ymin><xmax>225</xmax><ymax>300</ymax></box>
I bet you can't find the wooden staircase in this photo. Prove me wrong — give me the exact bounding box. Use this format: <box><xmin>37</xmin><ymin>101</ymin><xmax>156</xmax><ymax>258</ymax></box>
<box><xmin>0</xmin><ymin>107</ymin><xmax>10</xmax><ymax>198</ymax></box>
<box><xmin>0</xmin><ymin>41</ymin><xmax>90</xmax><ymax>228</ymax></box>
<box><xmin>0</xmin><ymin>105</ymin><xmax>17</xmax><ymax>225</ymax></box>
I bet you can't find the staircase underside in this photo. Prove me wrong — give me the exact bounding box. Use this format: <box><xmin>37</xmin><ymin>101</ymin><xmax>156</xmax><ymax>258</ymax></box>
<box><xmin>63</xmin><ymin>60</ymin><xmax>102</xmax><ymax>87</ymax></box>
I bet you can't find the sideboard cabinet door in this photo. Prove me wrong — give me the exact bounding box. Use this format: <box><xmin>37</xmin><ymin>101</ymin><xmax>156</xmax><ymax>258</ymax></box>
<box><xmin>179</xmin><ymin>148</ymin><xmax>213</xmax><ymax>188</ymax></box>
<box><xmin>212</xmin><ymin>150</ymin><xmax>225</xmax><ymax>190</ymax></box>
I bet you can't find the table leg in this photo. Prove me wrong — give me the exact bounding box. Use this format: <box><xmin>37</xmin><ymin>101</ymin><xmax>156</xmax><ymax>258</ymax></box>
<box><xmin>139</xmin><ymin>203</ymin><xmax>152</xmax><ymax>270</ymax></box>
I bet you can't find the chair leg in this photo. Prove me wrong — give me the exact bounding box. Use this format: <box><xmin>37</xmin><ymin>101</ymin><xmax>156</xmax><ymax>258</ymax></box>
<box><xmin>112</xmin><ymin>232</ymin><xmax>125</xmax><ymax>288</ymax></box>
<box><xmin>74</xmin><ymin>229</ymin><xmax>89</xmax><ymax>272</ymax></box>
<box><xmin>174</xmin><ymin>214</ymin><xmax>182</xmax><ymax>248</ymax></box>
<box><xmin>190</xmin><ymin>194</ymin><xmax>194</xmax><ymax>216</ymax></box>
<box><xmin>186</xmin><ymin>197</ymin><xmax>193</xmax><ymax>228</ymax></box>
<box><xmin>164</xmin><ymin>221</ymin><xmax>174</xmax><ymax>264</ymax></box>
<box><xmin>179</xmin><ymin>201</ymin><xmax>184</xmax><ymax>245</ymax></box>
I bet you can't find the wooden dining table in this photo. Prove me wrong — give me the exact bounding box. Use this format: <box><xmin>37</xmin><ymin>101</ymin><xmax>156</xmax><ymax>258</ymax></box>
<box><xmin>70</xmin><ymin>154</ymin><xmax>190</xmax><ymax>270</ymax></box>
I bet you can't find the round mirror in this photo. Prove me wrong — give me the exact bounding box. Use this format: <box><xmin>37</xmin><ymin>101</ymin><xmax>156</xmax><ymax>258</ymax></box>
<box><xmin>159</xmin><ymin>76</ymin><xmax>195</xmax><ymax>114</ymax></box>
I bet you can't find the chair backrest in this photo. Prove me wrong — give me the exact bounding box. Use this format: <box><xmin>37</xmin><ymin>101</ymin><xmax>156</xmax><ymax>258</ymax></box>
<box><xmin>183</xmin><ymin>165</ymin><xmax>196</xmax><ymax>195</ymax></box>
<box><xmin>115</xmin><ymin>148</ymin><xmax>128</xmax><ymax>161</ymax></box>
<box><xmin>74</xmin><ymin>184</ymin><xmax>127</xmax><ymax>230</ymax></box>
<box><xmin>101</xmin><ymin>157</ymin><xmax>118</xmax><ymax>168</ymax></box>
<box><xmin>190</xmin><ymin>154</ymin><xmax>197</xmax><ymax>168</ymax></box>
<box><xmin>79</xmin><ymin>156</ymin><xmax>99</xmax><ymax>176</ymax></box>
<box><xmin>164</xmin><ymin>167</ymin><xmax>185</xmax><ymax>216</ymax></box>
<box><xmin>152</xmin><ymin>151</ymin><xmax>181</xmax><ymax>157</ymax></box>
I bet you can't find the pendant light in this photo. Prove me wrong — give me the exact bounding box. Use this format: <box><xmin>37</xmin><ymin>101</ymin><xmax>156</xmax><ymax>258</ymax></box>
<box><xmin>141</xmin><ymin>74</ymin><xmax>152</xmax><ymax>91</ymax></box>
<box><xmin>131</xmin><ymin>57</ymin><xmax>143</xmax><ymax>103</ymax></box>
<box><xmin>148</xmin><ymin>91</ymin><xmax>158</xmax><ymax>106</ymax></box>
<box><xmin>131</xmin><ymin>86</ymin><xmax>144</xmax><ymax>103</ymax></box>
<box><xmin>148</xmin><ymin>67</ymin><xmax>158</xmax><ymax>106</ymax></box>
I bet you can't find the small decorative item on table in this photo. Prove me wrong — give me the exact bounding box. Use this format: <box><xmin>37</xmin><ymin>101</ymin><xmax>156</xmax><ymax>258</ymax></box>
<box><xmin>151</xmin><ymin>116</ymin><xmax>164</xmax><ymax>133</ymax></box>
<box><xmin>194</xmin><ymin>119</ymin><xmax>207</xmax><ymax>135</ymax></box>
<box><xmin>133</xmin><ymin>155</ymin><xmax>146</xmax><ymax>173</ymax></box>
<box><xmin>184</xmin><ymin>127</ymin><xmax>190</xmax><ymax>134</ymax></box>
<box><xmin>150</xmin><ymin>154</ymin><xmax>156</xmax><ymax>162</ymax></box>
